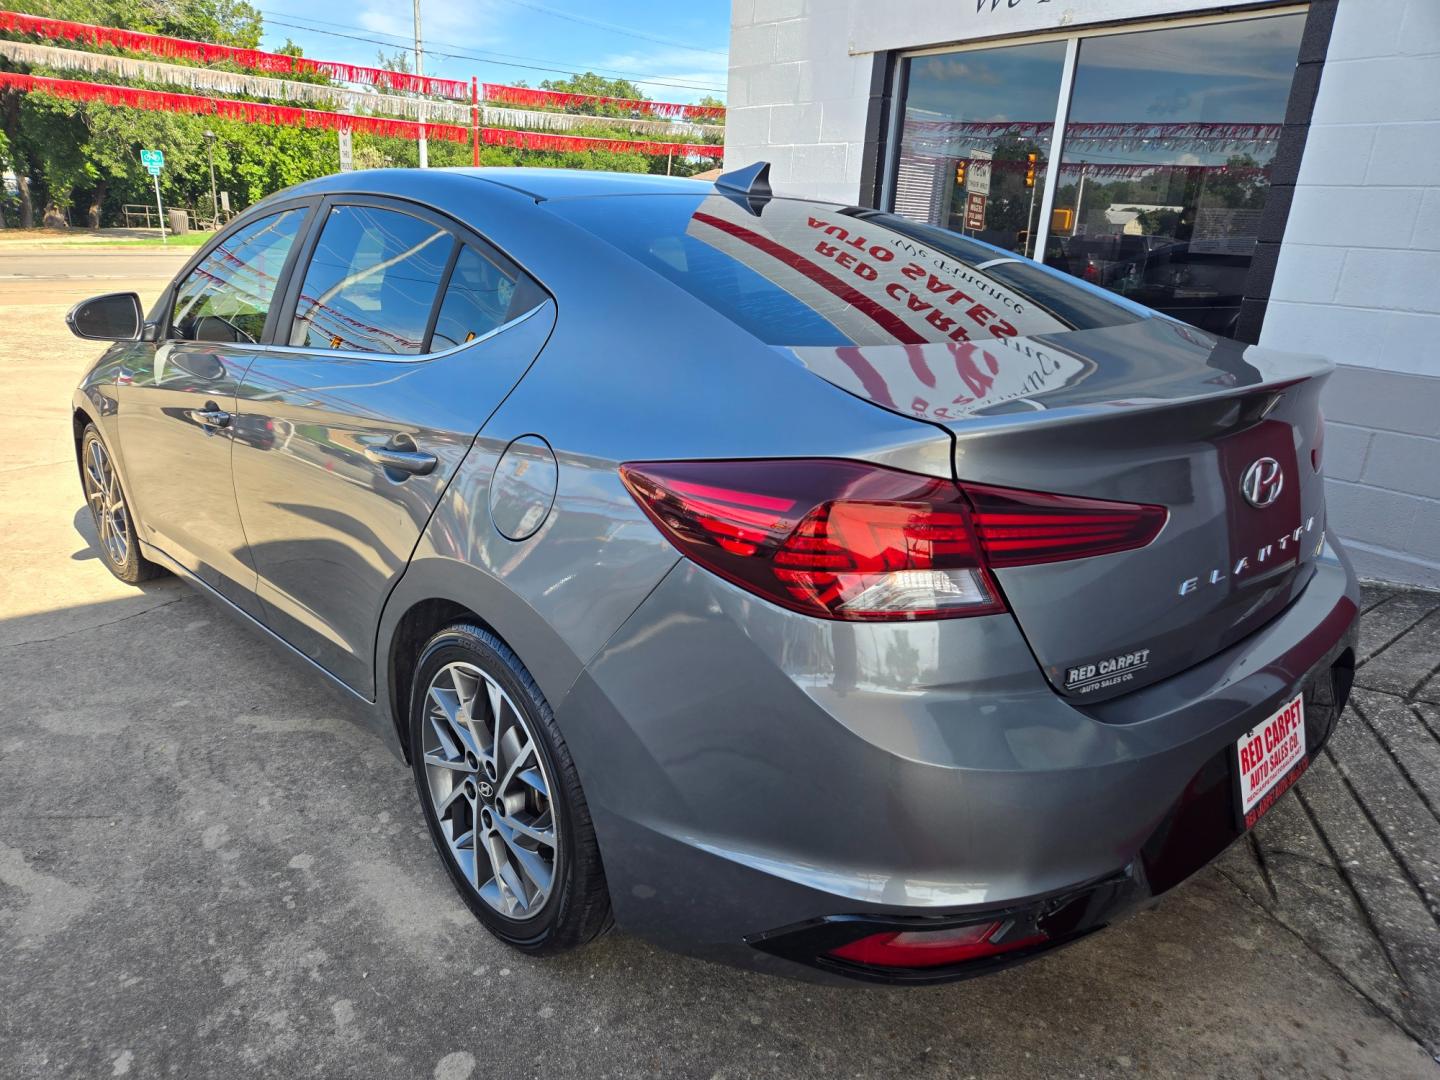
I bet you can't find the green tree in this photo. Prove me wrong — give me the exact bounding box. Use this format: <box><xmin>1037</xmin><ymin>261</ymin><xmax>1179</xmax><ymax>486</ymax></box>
<box><xmin>9</xmin><ymin>0</ymin><xmax>261</xmax><ymax>46</ymax></box>
<box><xmin>693</xmin><ymin>93</ymin><xmax>725</xmax><ymax>127</ymax></box>
<box><xmin>0</xmin><ymin>2</ymin><xmax>717</xmax><ymax>227</ymax></box>
<box><xmin>539</xmin><ymin>72</ymin><xmax>645</xmax><ymax>100</ymax></box>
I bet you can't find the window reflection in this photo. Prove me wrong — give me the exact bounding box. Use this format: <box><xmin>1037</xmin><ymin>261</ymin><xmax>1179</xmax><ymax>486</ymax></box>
<box><xmin>893</xmin><ymin>41</ymin><xmax>1067</xmax><ymax>258</ymax></box>
<box><xmin>291</xmin><ymin>205</ymin><xmax>452</xmax><ymax>355</ymax></box>
<box><xmin>171</xmin><ymin>208</ymin><xmax>304</xmax><ymax>344</ymax></box>
<box><xmin>1046</xmin><ymin>15</ymin><xmax>1305</xmax><ymax>335</ymax></box>
<box><xmin>430</xmin><ymin>245</ymin><xmax>518</xmax><ymax>351</ymax></box>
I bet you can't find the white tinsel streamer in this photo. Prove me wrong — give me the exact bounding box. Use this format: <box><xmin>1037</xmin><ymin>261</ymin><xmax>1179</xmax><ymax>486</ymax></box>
<box><xmin>0</xmin><ymin>40</ymin><xmax>723</xmax><ymax>137</ymax></box>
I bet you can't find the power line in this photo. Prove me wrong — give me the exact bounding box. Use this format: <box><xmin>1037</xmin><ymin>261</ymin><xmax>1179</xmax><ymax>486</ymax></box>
<box><xmin>261</xmin><ymin>13</ymin><xmax>727</xmax><ymax>94</ymax></box>
<box><xmin>490</xmin><ymin>0</ymin><xmax>727</xmax><ymax>57</ymax></box>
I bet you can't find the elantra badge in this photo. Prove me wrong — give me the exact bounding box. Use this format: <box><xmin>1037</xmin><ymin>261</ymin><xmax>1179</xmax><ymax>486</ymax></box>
<box><xmin>1241</xmin><ymin>457</ymin><xmax>1284</xmax><ymax>508</ymax></box>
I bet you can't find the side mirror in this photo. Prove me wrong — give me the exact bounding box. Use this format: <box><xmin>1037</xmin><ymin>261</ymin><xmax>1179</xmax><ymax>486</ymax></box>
<box><xmin>66</xmin><ymin>292</ymin><xmax>144</xmax><ymax>342</ymax></box>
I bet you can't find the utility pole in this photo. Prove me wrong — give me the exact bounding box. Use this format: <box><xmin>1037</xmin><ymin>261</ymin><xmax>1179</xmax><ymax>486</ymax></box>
<box><xmin>414</xmin><ymin>0</ymin><xmax>427</xmax><ymax>169</ymax></box>
<box><xmin>203</xmin><ymin>130</ymin><xmax>219</xmax><ymax>228</ymax></box>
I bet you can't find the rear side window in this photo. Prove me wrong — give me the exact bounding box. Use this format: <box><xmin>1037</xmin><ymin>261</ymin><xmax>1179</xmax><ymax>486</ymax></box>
<box><xmin>170</xmin><ymin>208</ymin><xmax>305</xmax><ymax>343</ymax></box>
<box><xmin>430</xmin><ymin>244</ymin><xmax>518</xmax><ymax>350</ymax></box>
<box><xmin>290</xmin><ymin>204</ymin><xmax>453</xmax><ymax>354</ymax></box>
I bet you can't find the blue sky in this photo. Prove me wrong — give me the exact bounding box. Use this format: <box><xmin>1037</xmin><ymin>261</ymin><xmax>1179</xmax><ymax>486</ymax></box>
<box><xmin>254</xmin><ymin>0</ymin><xmax>731</xmax><ymax>103</ymax></box>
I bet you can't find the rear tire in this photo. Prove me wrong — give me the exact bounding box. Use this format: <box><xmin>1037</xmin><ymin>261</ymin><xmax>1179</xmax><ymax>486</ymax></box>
<box><xmin>79</xmin><ymin>423</ymin><xmax>165</xmax><ymax>584</ymax></box>
<box><xmin>408</xmin><ymin>623</ymin><xmax>612</xmax><ymax>954</ymax></box>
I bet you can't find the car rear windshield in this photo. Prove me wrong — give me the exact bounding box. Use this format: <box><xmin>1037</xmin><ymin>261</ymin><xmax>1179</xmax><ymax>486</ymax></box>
<box><xmin>549</xmin><ymin>194</ymin><xmax>1152</xmax><ymax>348</ymax></box>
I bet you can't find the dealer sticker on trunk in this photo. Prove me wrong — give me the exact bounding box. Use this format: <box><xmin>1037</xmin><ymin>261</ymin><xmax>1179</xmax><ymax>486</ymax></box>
<box><xmin>1237</xmin><ymin>693</ymin><xmax>1307</xmax><ymax>829</ymax></box>
<box><xmin>1064</xmin><ymin>648</ymin><xmax>1151</xmax><ymax>694</ymax></box>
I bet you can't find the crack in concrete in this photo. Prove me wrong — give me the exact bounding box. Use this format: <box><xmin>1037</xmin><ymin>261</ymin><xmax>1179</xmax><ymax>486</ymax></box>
<box><xmin>1245</xmin><ymin>830</ymin><xmax>1279</xmax><ymax>904</ymax></box>
<box><xmin>1356</xmin><ymin>594</ymin><xmax>1440</xmax><ymax>671</ymax></box>
<box><xmin>1215</xmin><ymin>863</ymin><xmax>1435</xmax><ymax>1056</ymax></box>
<box><xmin>1412</xmin><ymin>703</ymin><xmax>1440</xmax><ymax>745</ymax></box>
<box><xmin>0</xmin><ymin>595</ymin><xmax>186</xmax><ymax>650</ymax></box>
<box><xmin>1322</xmin><ymin>743</ymin><xmax>1440</xmax><ymax>927</ymax></box>
<box><xmin>1351</xmin><ymin>697</ymin><xmax>1440</xmax><ymax>828</ymax></box>
<box><xmin>1292</xmin><ymin>785</ymin><xmax>1413</xmax><ymax>993</ymax></box>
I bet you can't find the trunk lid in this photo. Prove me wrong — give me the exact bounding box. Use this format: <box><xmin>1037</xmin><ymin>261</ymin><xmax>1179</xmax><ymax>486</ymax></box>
<box><xmin>791</xmin><ymin>317</ymin><xmax>1331</xmax><ymax>702</ymax></box>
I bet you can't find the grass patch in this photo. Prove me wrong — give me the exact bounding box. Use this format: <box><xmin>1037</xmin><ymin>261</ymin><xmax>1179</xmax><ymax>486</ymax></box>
<box><xmin>99</xmin><ymin>231</ymin><xmax>215</xmax><ymax>248</ymax></box>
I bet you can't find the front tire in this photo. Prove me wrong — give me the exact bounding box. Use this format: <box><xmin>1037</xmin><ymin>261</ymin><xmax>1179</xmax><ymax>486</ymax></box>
<box><xmin>408</xmin><ymin>623</ymin><xmax>612</xmax><ymax>954</ymax></box>
<box><xmin>79</xmin><ymin>423</ymin><xmax>164</xmax><ymax>584</ymax></box>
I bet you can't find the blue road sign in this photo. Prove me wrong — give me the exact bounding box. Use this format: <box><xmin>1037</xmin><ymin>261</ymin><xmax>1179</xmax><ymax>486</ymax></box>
<box><xmin>140</xmin><ymin>149</ymin><xmax>164</xmax><ymax>170</ymax></box>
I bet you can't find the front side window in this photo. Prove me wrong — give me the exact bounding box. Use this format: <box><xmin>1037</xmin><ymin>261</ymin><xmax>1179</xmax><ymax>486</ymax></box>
<box><xmin>290</xmin><ymin>205</ymin><xmax>453</xmax><ymax>355</ymax></box>
<box><xmin>170</xmin><ymin>207</ymin><xmax>306</xmax><ymax>343</ymax></box>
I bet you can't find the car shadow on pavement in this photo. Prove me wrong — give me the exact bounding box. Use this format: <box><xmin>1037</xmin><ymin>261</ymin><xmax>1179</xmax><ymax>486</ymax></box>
<box><xmin>70</xmin><ymin>506</ymin><xmax>102</xmax><ymax>562</ymax></box>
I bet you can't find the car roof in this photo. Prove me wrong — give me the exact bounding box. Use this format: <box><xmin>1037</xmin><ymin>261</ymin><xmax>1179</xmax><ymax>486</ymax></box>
<box><xmin>455</xmin><ymin>167</ymin><xmax>714</xmax><ymax>201</ymax></box>
<box><xmin>271</xmin><ymin>167</ymin><xmax>717</xmax><ymax>207</ymax></box>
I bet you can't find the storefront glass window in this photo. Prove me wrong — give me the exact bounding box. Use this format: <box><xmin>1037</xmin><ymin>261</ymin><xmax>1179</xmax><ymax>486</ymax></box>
<box><xmin>888</xmin><ymin>13</ymin><xmax>1307</xmax><ymax>338</ymax></box>
<box><xmin>892</xmin><ymin>41</ymin><xmax>1067</xmax><ymax>259</ymax></box>
<box><xmin>1047</xmin><ymin>15</ymin><xmax>1304</xmax><ymax>335</ymax></box>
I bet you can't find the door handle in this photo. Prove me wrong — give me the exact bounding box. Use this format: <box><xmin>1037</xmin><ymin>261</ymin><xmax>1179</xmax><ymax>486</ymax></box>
<box><xmin>365</xmin><ymin>446</ymin><xmax>438</xmax><ymax>476</ymax></box>
<box><xmin>188</xmin><ymin>407</ymin><xmax>231</xmax><ymax>428</ymax></box>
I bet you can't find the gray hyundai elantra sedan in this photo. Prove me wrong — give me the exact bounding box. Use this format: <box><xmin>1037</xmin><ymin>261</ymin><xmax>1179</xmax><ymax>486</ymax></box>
<box><xmin>67</xmin><ymin>164</ymin><xmax>1357</xmax><ymax>984</ymax></box>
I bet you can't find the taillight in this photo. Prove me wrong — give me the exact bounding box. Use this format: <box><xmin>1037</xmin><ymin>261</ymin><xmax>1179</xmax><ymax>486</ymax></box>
<box><xmin>827</xmin><ymin>921</ymin><xmax>1047</xmax><ymax>969</ymax></box>
<box><xmin>966</xmin><ymin>484</ymin><xmax>1168</xmax><ymax>567</ymax></box>
<box><xmin>620</xmin><ymin>459</ymin><xmax>1167</xmax><ymax>621</ymax></box>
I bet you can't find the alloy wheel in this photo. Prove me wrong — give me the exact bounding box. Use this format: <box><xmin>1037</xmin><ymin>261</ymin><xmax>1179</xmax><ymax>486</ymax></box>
<box><xmin>83</xmin><ymin>437</ymin><xmax>129</xmax><ymax>566</ymax></box>
<box><xmin>420</xmin><ymin>661</ymin><xmax>559</xmax><ymax>919</ymax></box>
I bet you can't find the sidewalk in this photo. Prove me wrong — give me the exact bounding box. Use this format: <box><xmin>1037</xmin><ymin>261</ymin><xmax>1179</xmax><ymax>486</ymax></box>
<box><xmin>0</xmin><ymin>226</ymin><xmax>212</xmax><ymax>247</ymax></box>
<box><xmin>1220</xmin><ymin>582</ymin><xmax>1440</xmax><ymax>1055</ymax></box>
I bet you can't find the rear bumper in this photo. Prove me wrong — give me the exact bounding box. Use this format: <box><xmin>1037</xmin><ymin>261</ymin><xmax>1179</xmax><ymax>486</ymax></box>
<box><xmin>560</xmin><ymin>536</ymin><xmax>1359</xmax><ymax>983</ymax></box>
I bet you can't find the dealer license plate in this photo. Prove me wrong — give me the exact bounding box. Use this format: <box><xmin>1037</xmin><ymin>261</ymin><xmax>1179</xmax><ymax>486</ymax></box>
<box><xmin>1235</xmin><ymin>693</ymin><xmax>1308</xmax><ymax>830</ymax></box>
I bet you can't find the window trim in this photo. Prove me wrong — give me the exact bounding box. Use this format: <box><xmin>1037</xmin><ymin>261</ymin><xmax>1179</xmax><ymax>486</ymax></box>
<box><xmin>893</xmin><ymin>4</ymin><xmax>1309</xmax><ymax>61</ymax></box>
<box><xmin>270</xmin><ymin>193</ymin><xmax>549</xmax><ymax>363</ymax></box>
<box><xmin>222</xmin><ymin>299</ymin><xmax>551</xmax><ymax>365</ymax></box>
<box><xmin>873</xmin><ymin>2</ymin><xmax>1319</xmax><ymax>342</ymax></box>
<box><xmin>157</xmin><ymin>195</ymin><xmax>321</xmax><ymax>345</ymax></box>
<box><xmin>275</xmin><ymin>194</ymin><xmax>458</xmax><ymax>358</ymax></box>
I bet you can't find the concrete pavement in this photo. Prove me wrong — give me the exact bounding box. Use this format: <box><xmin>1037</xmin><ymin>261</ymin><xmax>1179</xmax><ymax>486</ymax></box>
<box><xmin>0</xmin><ymin>246</ymin><xmax>1436</xmax><ymax>1079</ymax></box>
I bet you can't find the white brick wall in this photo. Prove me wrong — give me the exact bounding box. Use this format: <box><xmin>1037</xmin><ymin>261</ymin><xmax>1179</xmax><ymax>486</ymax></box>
<box><xmin>723</xmin><ymin>0</ymin><xmax>1440</xmax><ymax>586</ymax></box>
<box><xmin>724</xmin><ymin>1</ymin><xmax>871</xmax><ymax>204</ymax></box>
<box><xmin>1262</xmin><ymin>0</ymin><xmax>1440</xmax><ymax>586</ymax></box>
<box><xmin>1263</xmin><ymin>0</ymin><xmax>1440</xmax><ymax>374</ymax></box>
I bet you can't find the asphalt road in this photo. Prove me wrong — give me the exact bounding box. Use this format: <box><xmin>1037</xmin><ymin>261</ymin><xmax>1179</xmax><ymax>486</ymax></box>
<box><xmin>0</xmin><ymin>248</ymin><xmax>192</xmax><ymax>287</ymax></box>
<box><xmin>0</xmin><ymin>246</ymin><xmax>1433</xmax><ymax>1079</ymax></box>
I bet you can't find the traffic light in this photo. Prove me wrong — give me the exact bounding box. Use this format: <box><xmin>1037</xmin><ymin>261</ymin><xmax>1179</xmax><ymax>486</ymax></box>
<box><xmin>1025</xmin><ymin>152</ymin><xmax>1038</xmax><ymax>188</ymax></box>
<box><xmin>954</xmin><ymin>159</ymin><xmax>967</xmax><ymax>188</ymax></box>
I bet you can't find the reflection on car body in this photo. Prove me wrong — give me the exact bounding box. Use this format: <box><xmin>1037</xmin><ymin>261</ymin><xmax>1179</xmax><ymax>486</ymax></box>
<box><xmin>66</xmin><ymin>164</ymin><xmax>1357</xmax><ymax>984</ymax></box>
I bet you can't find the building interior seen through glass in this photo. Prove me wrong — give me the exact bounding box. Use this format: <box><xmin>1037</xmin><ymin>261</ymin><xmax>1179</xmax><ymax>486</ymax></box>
<box><xmin>895</xmin><ymin>40</ymin><xmax>1067</xmax><ymax>260</ymax></box>
<box><xmin>892</xmin><ymin>14</ymin><xmax>1305</xmax><ymax>336</ymax></box>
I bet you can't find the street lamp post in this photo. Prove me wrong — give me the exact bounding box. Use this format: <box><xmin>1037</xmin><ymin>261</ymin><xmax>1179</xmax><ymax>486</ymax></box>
<box><xmin>413</xmin><ymin>0</ymin><xmax>428</xmax><ymax>169</ymax></box>
<box><xmin>203</xmin><ymin>130</ymin><xmax>219</xmax><ymax>228</ymax></box>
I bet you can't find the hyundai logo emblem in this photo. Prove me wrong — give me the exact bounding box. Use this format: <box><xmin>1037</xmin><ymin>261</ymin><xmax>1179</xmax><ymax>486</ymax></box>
<box><xmin>1241</xmin><ymin>457</ymin><xmax>1284</xmax><ymax>508</ymax></box>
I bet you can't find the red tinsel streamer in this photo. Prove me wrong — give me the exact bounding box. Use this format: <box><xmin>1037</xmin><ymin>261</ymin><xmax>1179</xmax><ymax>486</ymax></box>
<box><xmin>482</xmin><ymin>84</ymin><xmax>725</xmax><ymax>122</ymax></box>
<box><xmin>904</xmin><ymin>120</ymin><xmax>1282</xmax><ymax>142</ymax></box>
<box><xmin>0</xmin><ymin>10</ymin><xmax>472</xmax><ymax>99</ymax></box>
<box><xmin>1</xmin><ymin>71</ymin><xmax>476</xmax><ymax>142</ymax></box>
<box><xmin>0</xmin><ymin>10</ymin><xmax>727</xmax><ymax>118</ymax></box>
<box><xmin>0</xmin><ymin>71</ymin><xmax>724</xmax><ymax>157</ymax></box>
<box><xmin>481</xmin><ymin>126</ymin><xmax>721</xmax><ymax>157</ymax></box>
<box><xmin>899</xmin><ymin>150</ymin><xmax>1273</xmax><ymax>180</ymax></box>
